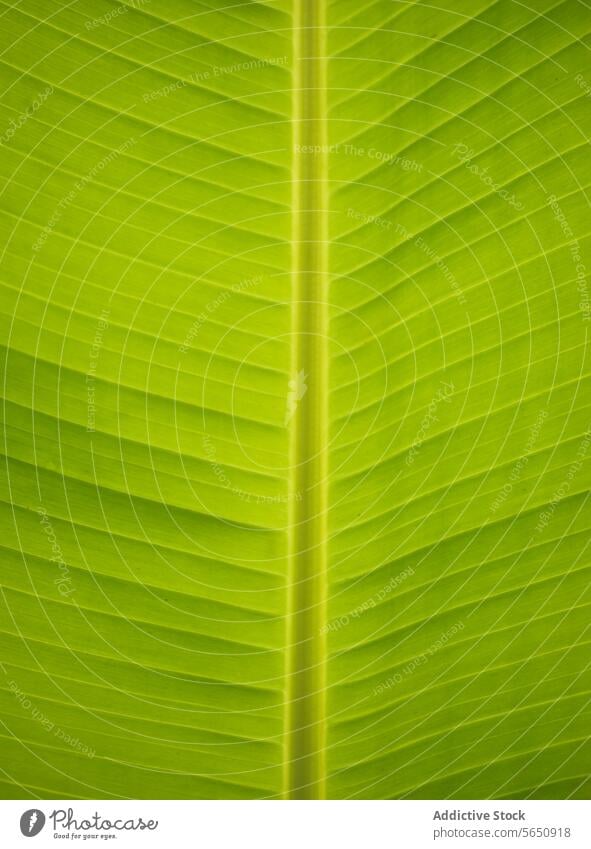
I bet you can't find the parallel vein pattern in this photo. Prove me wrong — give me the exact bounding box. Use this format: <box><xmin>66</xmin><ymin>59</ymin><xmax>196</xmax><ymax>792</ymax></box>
<box><xmin>0</xmin><ymin>0</ymin><xmax>293</xmax><ymax>800</ymax></box>
<box><xmin>325</xmin><ymin>0</ymin><xmax>591</xmax><ymax>800</ymax></box>
<box><xmin>0</xmin><ymin>0</ymin><xmax>590</xmax><ymax>801</ymax></box>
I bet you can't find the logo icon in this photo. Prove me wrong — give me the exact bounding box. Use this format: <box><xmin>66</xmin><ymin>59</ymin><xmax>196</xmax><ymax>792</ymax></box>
<box><xmin>285</xmin><ymin>369</ymin><xmax>308</xmax><ymax>425</ymax></box>
<box><xmin>20</xmin><ymin>810</ymin><xmax>45</xmax><ymax>837</ymax></box>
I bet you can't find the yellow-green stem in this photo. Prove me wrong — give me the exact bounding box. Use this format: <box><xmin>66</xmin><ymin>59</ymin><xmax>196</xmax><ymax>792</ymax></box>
<box><xmin>285</xmin><ymin>0</ymin><xmax>329</xmax><ymax>801</ymax></box>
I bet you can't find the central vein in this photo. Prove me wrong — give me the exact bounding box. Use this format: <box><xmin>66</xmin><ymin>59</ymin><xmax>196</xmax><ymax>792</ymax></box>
<box><xmin>285</xmin><ymin>0</ymin><xmax>329</xmax><ymax>801</ymax></box>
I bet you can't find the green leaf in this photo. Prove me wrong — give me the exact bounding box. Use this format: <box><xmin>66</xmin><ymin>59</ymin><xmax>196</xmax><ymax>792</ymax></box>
<box><xmin>0</xmin><ymin>0</ymin><xmax>590</xmax><ymax>800</ymax></box>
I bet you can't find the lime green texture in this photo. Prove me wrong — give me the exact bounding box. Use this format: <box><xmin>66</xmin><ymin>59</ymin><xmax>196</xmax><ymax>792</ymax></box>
<box><xmin>0</xmin><ymin>0</ymin><xmax>590</xmax><ymax>800</ymax></box>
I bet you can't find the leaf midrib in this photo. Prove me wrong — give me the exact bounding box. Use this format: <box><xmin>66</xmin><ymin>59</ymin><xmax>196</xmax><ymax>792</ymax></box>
<box><xmin>285</xmin><ymin>0</ymin><xmax>329</xmax><ymax>800</ymax></box>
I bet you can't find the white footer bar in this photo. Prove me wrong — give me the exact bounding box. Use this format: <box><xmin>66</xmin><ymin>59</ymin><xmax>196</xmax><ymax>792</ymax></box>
<box><xmin>0</xmin><ymin>799</ymin><xmax>588</xmax><ymax>848</ymax></box>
